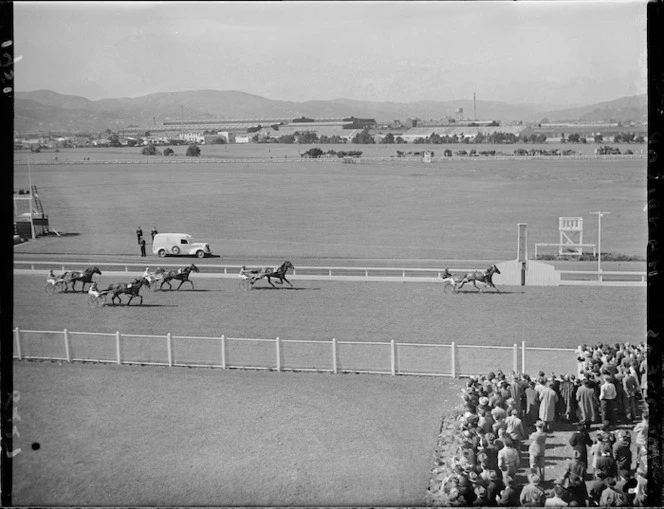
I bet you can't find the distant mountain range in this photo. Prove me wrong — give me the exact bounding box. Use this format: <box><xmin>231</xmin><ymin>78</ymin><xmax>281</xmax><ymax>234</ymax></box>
<box><xmin>14</xmin><ymin>90</ymin><xmax>647</xmax><ymax>134</ymax></box>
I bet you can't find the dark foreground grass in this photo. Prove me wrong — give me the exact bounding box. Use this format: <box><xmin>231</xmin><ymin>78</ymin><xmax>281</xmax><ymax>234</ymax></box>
<box><xmin>14</xmin><ymin>275</ymin><xmax>646</xmax><ymax>350</ymax></box>
<box><xmin>12</xmin><ymin>360</ymin><xmax>464</xmax><ymax>506</ymax></box>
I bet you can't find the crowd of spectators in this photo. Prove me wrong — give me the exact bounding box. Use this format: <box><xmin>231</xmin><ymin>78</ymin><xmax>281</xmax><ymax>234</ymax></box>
<box><xmin>429</xmin><ymin>342</ymin><xmax>649</xmax><ymax>506</ymax></box>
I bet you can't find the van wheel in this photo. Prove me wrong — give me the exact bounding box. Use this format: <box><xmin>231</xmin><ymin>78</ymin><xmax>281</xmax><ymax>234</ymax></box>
<box><xmin>158</xmin><ymin>249</ymin><xmax>166</xmax><ymax>257</ymax></box>
<box><xmin>196</xmin><ymin>250</ymin><xmax>205</xmax><ymax>258</ymax></box>
<box><xmin>172</xmin><ymin>246</ymin><xmax>180</xmax><ymax>255</ymax></box>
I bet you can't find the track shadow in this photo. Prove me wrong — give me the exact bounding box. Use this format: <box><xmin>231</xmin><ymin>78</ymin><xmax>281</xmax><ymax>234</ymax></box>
<box><xmin>451</xmin><ymin>290</ymin><xmax>525</xmax><ymax>295</ymax></box>
<box><xmin>45</xmin><ymin>232</ymin><xmax>80</xmax><ymax>237</ymax></box>
<box><xmin>102</xmin><ymin>304</ymin><xmax>178</xmax><ymax>308</ymax></box>
<box><xmin>153</xmin><ymin>288</ymin><xmax>219</xmax><ymax>292</ymax></box>
<box><xmin>249</xmin><ymin>286</ymin><xmax>320</xmax><ymax>291</ymax></box>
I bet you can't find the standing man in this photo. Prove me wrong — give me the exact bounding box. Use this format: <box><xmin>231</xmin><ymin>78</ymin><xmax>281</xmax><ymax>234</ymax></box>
<box><xmin>577</xmin><ymin>378</ymin><xmax>600</xmax><ymax>430</ymax></box>
<box><xmin>539</xmin><ymin>380</ymin><xmax>559</xmax><ymax>432</ymax></box>
<box><xmin>140</xmin><ymin>237</ymin><xmax>146</xmax><ymax>257</ymax></box>
<box><xmin>151</xmin><ymin>226</ymin><xmax>158</xmax><ymax>242</ymax></box>
<box><xmin>599</xmin><ymin>375</ymin><xmax>617</xmax><ymax>429</ymax></box>
<box><xmin>528</xmin><ymin>421</ymin><xmax>548</xmax><ymax>482</ymax></box>
<box><xmin>136</xmin><ymin>225</ymin><xmax>143</xmax><ymax>245</ymax></box>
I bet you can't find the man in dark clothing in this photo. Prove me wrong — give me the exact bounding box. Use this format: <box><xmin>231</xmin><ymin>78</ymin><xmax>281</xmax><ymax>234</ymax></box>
<box><xmin>136</xmin><ymin>226</ymin><xmax>143</xmax><ymax>244</ymax></box>
<box><xmin>473</xmin><ymin>484</ymin><xmax>490</xmax><ymax>506</ymax></box>
<box><xmin>595</xmin><ymin>441</ymin><xmax>618</xmax><ymax>479</ymax></box>
<box><xmin>613</xmin><ymin>431</ymin><xmax>632</xmax><ymax>479</ymax></box>
<box><xmin>569</xmin><ymin>423</ymin><xmax>593</xmax><ymax>466</ymax></box>
<box><xmin>151</xmin><ymin>226</ymin><xmax>158</xmax><ymax>241</ymax></box>
<box><xmin>587</xmin><ymin>471</ymin><xmax>608</xmax><ymax>507</ymax></box>
<box><xmin>566</xmin><ymin>472</ymin><xmax>589</xmax><ymax>506</ymax></box>
<box><xmin>485</xmin><ymin>470</ymin><xmax>504</xmax><ymax>506</ymax></box>
<box><xmin>496</xmin><ymin>475</ymin><xmax>519</xmax><ymax>506</ymax></box>
<box><xmin>140</xmin><ymin>237</ymin><xmax>146</xmax><ymax>257</ymax></box>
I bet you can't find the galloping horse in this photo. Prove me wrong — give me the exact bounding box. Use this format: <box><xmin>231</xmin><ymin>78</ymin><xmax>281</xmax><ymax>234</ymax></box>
<box><xmin>103</xmin><ymin>277</ymin><xmax>150</xmax><ymax>305</ymax></box>
<box><xmin>456</xmin><ymin>264</ymin><xmax>501</xmax><ymax>292</ymax></box>
<box><xmin>159</xmin><ymin>264</ymin><xmax>199</xmax><ymax>290</ymax></box>
<box><xmin>62</xmin><ymin>266</ymin><xmax>102</xmax><ymax>292</ymax></box>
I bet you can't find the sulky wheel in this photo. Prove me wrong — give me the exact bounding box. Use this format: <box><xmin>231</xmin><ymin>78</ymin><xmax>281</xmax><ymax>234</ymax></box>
<box><xmin>443</xmin><ymin>282</ymin><xmax>456</xmax><ymax>294</ymax></box>
<box><xmin>55</xmin><ymin>281</ymin><xmax>67</xmax><ymax>293</ymax></box>
<box><xmin>239</xmin><ymin>278</ymin><xmax>252</xmax><ymax>291</ymax></box>
<box><xmin>45</xmin><ymin>283</ymin><xmax>56</xmax><ymax>295</ymax></box>
<box><xmin>88</xmin><ymin>295</ymin><xmax>106</xmax><ymax>308</ymax></box>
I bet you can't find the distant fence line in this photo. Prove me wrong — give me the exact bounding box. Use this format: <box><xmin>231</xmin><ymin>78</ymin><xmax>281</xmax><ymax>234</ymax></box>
<box><xmin>13</xmin><ymin>327</ymin><xmax>579</xmax><ymax>378</ymax></box>
<box><xmin>14</xmin><ymin>153</ymin><xmax>646</xmax><ymax>165</ymax></box>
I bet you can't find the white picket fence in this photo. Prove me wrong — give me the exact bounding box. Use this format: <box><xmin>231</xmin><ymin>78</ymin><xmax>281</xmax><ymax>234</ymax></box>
<box><xmin>12</xmin><ymin>327</ymin><xmax>579</xmax><ymax>378</ymax></box>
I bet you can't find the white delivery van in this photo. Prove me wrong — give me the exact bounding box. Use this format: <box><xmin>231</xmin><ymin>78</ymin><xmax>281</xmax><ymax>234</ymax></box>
<box><xmin>152</xmin><ymin>233</ymin><xmax>212</xmax><ymax>258</ymax></box>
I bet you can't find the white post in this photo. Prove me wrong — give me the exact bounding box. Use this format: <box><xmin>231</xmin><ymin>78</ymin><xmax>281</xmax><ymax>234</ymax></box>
<box><xmin>451</xmin><ymin>342</ymin><xmax>456</xmax><ymax>378</ymax></box>
<box><xmin>64</xmin><ymin>329</ymin><xmax>71</xmax><ymax>362</ymax></box>
<box><xmin>332</xmin><ymin>337</ymin><xmax>337</xmax><ymax>374</ymax></box>
<box><xmin>115</xmin><ymin>331</ymin><xmax>121</xmax><ymax>364</ymax></box>
<box><xmin>390</xmin><ymin>340</ymin><xmax>396</xmax><ymax>375</ymax></box>
<box><xmin>513</xmin><ymin>343</ymin><xmax>518</xmax><ymax>374</ymax></box>
<box><xmin>167</xmin><ymin>333</ymin><xmax>173</xmax><ymax>366</ymax></box>
<box><xmin>275</xmin><ymin>337</ymin><xmax>281</xmax><ymax>371</ymax></box>
<box><xmin>221</xmin><ymin>335</ymin><xmax>226</xmax><ymax>369</ymax></box>
<box><xmin>14</xmin><ymin>327</ymin><xmax>22</xmax><ymax>360</ymax></box>
<box><xmin>521</xmin><ymin>341</ymin><xmax>527</xmax><ymax>374</ymax></box>
<box><xmin>590</xmin><ymin>211</ymin><xmax>610</xmax><ymax>281</ymax></box>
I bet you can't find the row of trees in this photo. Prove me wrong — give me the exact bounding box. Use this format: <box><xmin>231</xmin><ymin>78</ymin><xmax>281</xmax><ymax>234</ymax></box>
<box><xmin>563</xmin><ymin>132</ymin><xmax>645</xmax><ymax>144</ymax></box>
<box><xmin>141</xmin><ymin>143</ymin><xmax>200</xmax><ymax>157</ymax></box>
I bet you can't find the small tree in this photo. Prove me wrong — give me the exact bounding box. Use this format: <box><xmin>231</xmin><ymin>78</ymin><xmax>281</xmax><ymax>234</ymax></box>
<box><xmin>301</xmin><ymin>147</ymin><xmax>324</xmax><ymax>158</ymax></box>
<box><xmin>163</xmin><ymin>147</ymin><xmax>174</xmax><ymax>156</ymax></box>
<box><xmin>141</xmin><ymin>143</ymin><xmax>157</xmax><ymax>155</ymax></box>
<box><xmin>186</xmin><ymin>144</ymin><xmax>201</xmax><ymax>157</ymax></box>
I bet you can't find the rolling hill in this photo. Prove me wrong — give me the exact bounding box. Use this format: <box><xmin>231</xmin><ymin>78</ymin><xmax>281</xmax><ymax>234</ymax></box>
<box><xmin>14</xmin><ymin>89</ymin><xmax>647</xmax><ymax>134</ymax></box>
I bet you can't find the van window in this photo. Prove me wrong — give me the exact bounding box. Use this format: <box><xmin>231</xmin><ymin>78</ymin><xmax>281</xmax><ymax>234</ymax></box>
<box><xmin>180</xmin><ymin>239</ymin><xmax>188</xmax><ymax>245</ymax></box>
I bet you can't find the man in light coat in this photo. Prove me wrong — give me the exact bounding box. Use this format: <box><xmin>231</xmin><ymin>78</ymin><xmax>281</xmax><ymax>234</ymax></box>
<box><xmin>539</xmin><ymin>380</ymin><xmax>559</xmax><ymax>432</ymax></box>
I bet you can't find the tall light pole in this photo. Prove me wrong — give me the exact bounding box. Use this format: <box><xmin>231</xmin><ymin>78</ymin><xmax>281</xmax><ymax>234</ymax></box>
<box><xmin>590</xmin><ymin>211</ymin><xmax>610</xmax><ymax>280</ymax></box>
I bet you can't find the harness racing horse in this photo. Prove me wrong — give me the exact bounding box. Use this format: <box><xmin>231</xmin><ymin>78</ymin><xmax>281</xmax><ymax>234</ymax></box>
<box><xmin>103</xmin><ymin>277</ymin><xmax>150</xmax><ymax>305</ymax></box>
<box><xmin>456</xmin><ymin>264</ymin><xmax>501</xmax><ymax>293</ymax></box>
<box><xmin>263</xmin><ymin>261</ymin><xmax>295</xmax><ymax>288</ymax></box>
<box><xmin>159</xmin><ymin>264</ymin><xmax>200</xmax><ymax>291</ymax></box>
<box><xmin>62</xmin><ymin>266</ymin><xmax>102</xmax><ymax>292</ymax></box>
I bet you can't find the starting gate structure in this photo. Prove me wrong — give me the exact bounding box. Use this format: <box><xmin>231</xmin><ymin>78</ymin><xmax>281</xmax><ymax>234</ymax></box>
<box><xmin>13</xmin><ymin>185</ymin><xmax>55</xmax><ymax>239</ymax></box>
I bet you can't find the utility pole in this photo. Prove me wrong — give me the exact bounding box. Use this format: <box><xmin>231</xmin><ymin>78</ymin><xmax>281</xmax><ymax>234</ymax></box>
<box><xmin>473</xmin><ymin>92</ymin><xmax>476</xmax><ymax>121</ymax></box>
<box><xmin>590</xmin><ymin>211</ymin><xmax>610</xmax><ymax>280</ymax></box>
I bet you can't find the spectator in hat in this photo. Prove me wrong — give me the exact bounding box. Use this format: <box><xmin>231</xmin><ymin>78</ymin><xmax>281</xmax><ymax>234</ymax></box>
<box><xmin>473</xmin><ymin>484</ymin><xmax>490</xmax><ymax>507</ymax></box>
<box><xmin>496</xmin><ymin>475</ymin><xmax>519</xmax><ymax>506</ymax></box>
<box><xmin>565</xmin><ymin>450</ymin><xmax>587</xmax><ymax>481</ymax></box>
<box><xmin>616</xmin><ymin>475</ymin><xmax>638</xmax><ymax>507</ymax></box>
<box><xmin>544</xmin><ymin>484</ymin><xmax>569</xmax><ymax>506</ymax></box>
<box><xmin>497</xmin><ymin>436</ymin><xmax>519</xmax><ymax>484</ymax></box>
<box><xmin>524</xmin><ymin>380</ymin><xmax>540</xmax><ymax>431</ymax></box>
<box><xmin>478</xmin><ymin>407</ymin><xmax>494</xmax><ymax>434</ymax></box>
<box><xmin>566</xmin><ymin>473</ymin><xmax>588</xmax><ymax>507</ymax></box>
<box><xmin>633</xmin><ymin>467</ymin><xmax>647</xmax><ymax>507</ymax></box>
<box><xmin>621</xmin><ymin>367</ymin><xmax>639</xmax><ymax>421</ymax></box>
<box><xmin>447</xmin><ymin>487</ymin><xmax>466</xmax><ymax>507</ymax></box>
<box><xmin>486</xmin><ymin>469</ymin><xmax>504</xmax><ymax>506</ymax></box>
<box><xmin>595</xmin><ymin>441</ymin><xmax>617</xmax><ymax>479</ymax></box>
<box><xmin>136</xmin><ymin>226</ymin><xmax>143</xmax><ymax>245</ymax></box>
<box><xmin>457</xmin><ymin>472</ymin><xmax>476</xmax><ymax>505</ymax></box>
<box><xmin>587</xmin><ymin>471</ymin><xmax>608</xmax><ymax>507</ymax></box>
<box><xmin>613</xmin><ymin>431</ymin><xmax>632</xmax><ymax>480</ymax></box>
<box><xmin>520</xmin><ymin>473</ymin><xmax>546</xmax><ymax>507</ymax></box>
<box><xmin>569</xmin><ymin>423</ymin><xmax>593</xmax><ymax>467</ymax></box>
<box><xmin>539</xmin><ymin>380</ymin><xmax>559</xmax><ymax>432</ymax></box>
<box><xmin>528</xmin><ymin>420</ymin><xmax>548</xmax><ymax>481</ymax></box>
<box><xmin>599</xmin><ymin>476</ymin><xmax>626</xmax><ymax>507</ymax></box>
<box><xmin>560</xmin><ymin>374</ymin><xmax>577</xmax><ymax>423</ymax></box>
<box><xmin>505</xmin><ymin>408</ymin><xmax>526</xmax><ymax>457</ymax></box>
<box><xmin>150</xmin><ymin>225</ymin><xmax>158</xmax><ymax>241</ymax></box>
<box><xmin>480</xmin><ymin>437</ymin><xmax>500</xmax><ymax>474</ymax></box>
<box><xmin>546</xmin><ymin>477</ymin><xmax>572</xmax><ymax>505</ymax></box>
<box><xmin>576</xmin><ymin>378</ymin><xmax>600</xmax><ymax>430</ymax></box>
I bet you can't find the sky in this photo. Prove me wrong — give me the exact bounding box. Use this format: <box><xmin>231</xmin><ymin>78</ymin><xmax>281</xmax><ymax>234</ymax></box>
<box><xmin>13</xmin><ymin>1</ymin><xmax>648</xmax><ymax>106</ymax></box>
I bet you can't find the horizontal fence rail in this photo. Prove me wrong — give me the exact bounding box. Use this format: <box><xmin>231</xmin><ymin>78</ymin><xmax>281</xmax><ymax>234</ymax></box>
<box><xmin>14</xmin><ymin>261</ymin><xmax>646</xmax><ymax>285</ymax></box>
<box><xmin>13</xmin><ymin>328</ymin><xmax>579</xmax><ymax>378</ymax></box>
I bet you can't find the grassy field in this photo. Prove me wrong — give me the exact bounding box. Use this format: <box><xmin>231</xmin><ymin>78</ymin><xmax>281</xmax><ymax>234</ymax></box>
<box><xmin>12</xmin><ymin>360</ymin><xmax>464</xmax><ymax>506</ymax></box>
<box><xmin>14</xmin><ymin>147</ymin><xmax>647</xmax><ymax>260</ymax></box>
